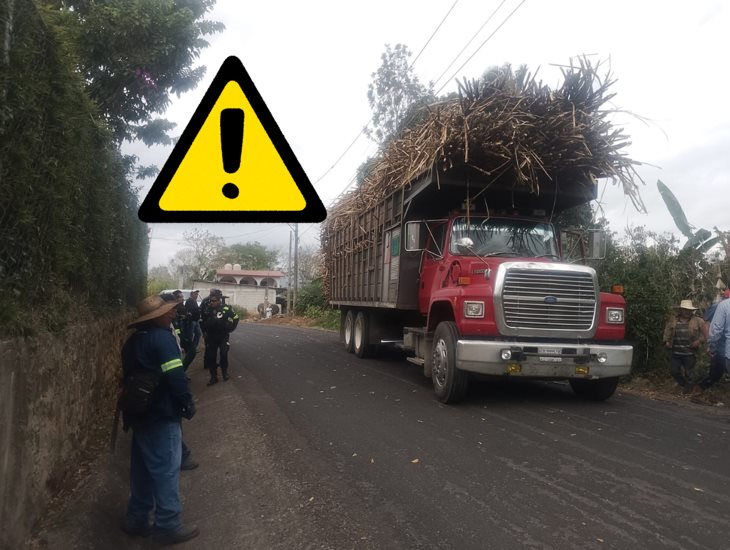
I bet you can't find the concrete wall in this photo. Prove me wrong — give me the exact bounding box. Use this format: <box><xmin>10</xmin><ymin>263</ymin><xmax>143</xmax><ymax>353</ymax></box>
<box><xmin>0</xmin><ymin>315</ymin><xmax>131</xmax><ymax>549</ymax></box>
<box><xmin>193</xmin><ymin>282</ymin><xmax>281</xmax><ymax>315</ymax></box>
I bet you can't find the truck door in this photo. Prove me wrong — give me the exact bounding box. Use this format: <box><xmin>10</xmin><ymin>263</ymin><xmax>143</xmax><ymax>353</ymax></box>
<box><xmin>418</xmin><ymin>221</ymin><xmax>447</xmax><ymax>314</ymax></box>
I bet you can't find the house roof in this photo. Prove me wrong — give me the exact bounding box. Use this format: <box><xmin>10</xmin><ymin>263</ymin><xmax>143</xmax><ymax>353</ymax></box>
<box><xmin>216</xmin><ymin>269</ymin><xmax>285</xmax><ymax>278</ymax></box>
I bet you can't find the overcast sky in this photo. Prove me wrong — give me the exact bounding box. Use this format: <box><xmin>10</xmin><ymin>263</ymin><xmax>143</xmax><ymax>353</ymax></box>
<box><xmin>130</xmin><ymin>0</ymin><xmax>730</xmax><ymax>268</ymax></box>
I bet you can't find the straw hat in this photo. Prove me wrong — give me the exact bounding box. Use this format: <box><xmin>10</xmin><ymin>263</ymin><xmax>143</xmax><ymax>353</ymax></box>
<box><xmin>677</xmin><ymin>299</ymin><xmax>697</xmax><ymax>311</ymax></box>
<box><xmin>128</xmin><ymin>295</ymin><xmax>178</xmax><ymax>327</ymax></box>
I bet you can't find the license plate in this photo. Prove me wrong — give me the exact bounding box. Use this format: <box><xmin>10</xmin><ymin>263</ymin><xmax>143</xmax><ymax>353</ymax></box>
<box><xmin>538</xmin><ymin>347</ymin><xmax>562</xmax><ymax>362</ymax></box>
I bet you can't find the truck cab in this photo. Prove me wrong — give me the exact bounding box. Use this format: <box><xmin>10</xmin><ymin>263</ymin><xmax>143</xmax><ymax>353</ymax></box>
<box><xmin>403</xmin><ymin>213</ymin><xmax>632</xmax><ymax>402</ymax></box>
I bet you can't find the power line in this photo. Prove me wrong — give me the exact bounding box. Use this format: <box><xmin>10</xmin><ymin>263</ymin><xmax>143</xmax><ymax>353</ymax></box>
<box><xmin>410</xmin><ymin>1</ymin><xmax>460</xmax><ymax>69</ymax></box>
<box><xmin>312</xmin><ymin>125</ymin><xmax>368</xmax><ymax>186</ymax></box>
<box><xmin>322</xmin><ymin>1</ymin><xmax>529</xmax><ymax>209</ymax></box>
<box><xmin>431</xmin><ymin>0</ymin><xmax>509</xmax><ymax>90</ymax></box>
<box><xmin>436</xmin><ymin>0</ymin><xmax>529</xmax><ymax>95</ymax></box>
<box><xmin>149</xmin><ymin>225</ymin><xmax>280</xmax><ymax>242</ymax></box>
<box><xmin>310</xmin><ymin>2</ymin><xmax>461</xmax><ymax>194</ymax></box>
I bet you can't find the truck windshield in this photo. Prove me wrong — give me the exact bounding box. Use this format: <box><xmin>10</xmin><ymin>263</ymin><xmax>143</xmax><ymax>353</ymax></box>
<box><xmin>449</xmin><ymin>217</ymin><xmax>559</xmax><ymax>258</ymax></box>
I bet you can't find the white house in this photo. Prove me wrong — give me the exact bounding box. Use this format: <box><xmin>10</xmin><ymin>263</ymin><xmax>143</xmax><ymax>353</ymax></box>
<box><xmin>192</xmin><ymin>265</ymin><xmax>287</xmax><ymax>314</ymax></box>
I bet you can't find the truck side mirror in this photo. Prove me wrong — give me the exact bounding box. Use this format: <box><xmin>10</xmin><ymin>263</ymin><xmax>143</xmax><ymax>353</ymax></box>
<box><xmin>405</xmin><ymin>221</ymin><xmax>424</xmax><ymax>251</ymax></box>
<box><xmin>586</xmin><ymin>230</ymin><xmax>607</xmax><ymax>260</ymax></box>
<box><xmin>559</xmin><ymin>228</ymin><xmax>607</xmax><ymax>262</ymax></box>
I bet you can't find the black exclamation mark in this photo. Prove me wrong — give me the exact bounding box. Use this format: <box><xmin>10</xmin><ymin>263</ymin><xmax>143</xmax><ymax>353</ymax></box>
<box><xmin>220</xmin><ymin>108</ymin><xmax>244</xmax><ymax>199</ymax></box>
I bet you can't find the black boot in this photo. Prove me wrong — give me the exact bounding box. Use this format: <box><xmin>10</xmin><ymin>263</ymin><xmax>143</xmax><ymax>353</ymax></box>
<box><xmin>207</xmin><ymin>364</ymin><xmax>218</xmax><ymax>385</ymax></box>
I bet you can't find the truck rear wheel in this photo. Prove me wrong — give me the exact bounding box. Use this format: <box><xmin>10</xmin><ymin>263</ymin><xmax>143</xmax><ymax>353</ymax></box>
<box><xmin>431</xmin><ymin>321</ymin><xmax>468</xmax><ymax>403</ymax></box>
<box><xmin>342</xmin><ymin>310</ymin><xmax>355</xmax><ymax>353</ymax></box>
<box><xmin>569</xmin><ymin>377</ymin><xmax>619</xmax><ymax>401</ymax></box>
<box><xmin>353</xmin><ymin>311</ymin><xmax>371</xmax><ymax>358</ymax></box>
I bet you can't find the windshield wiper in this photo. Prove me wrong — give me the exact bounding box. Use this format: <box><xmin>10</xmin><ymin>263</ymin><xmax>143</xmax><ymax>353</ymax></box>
<box><xmin>483</xmin><ymin>251</ymin><xmax>521</xmax><ymax>257</ymax></box>
<box><xmin>533</xmin><ymin>253</ymin><xmax>561</xmax><ymax>260</ymax></box>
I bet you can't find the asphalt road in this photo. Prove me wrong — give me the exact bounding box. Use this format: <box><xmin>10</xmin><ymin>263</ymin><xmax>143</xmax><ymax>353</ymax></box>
<box><xmin>227</xmin><ymin>322</ymin><xmax>730</xmax><ymax>550</ymax></box>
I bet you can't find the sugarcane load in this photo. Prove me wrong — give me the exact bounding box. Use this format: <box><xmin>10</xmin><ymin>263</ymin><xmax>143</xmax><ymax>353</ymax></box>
<box><xmin>322</xmin><ymin>59</ymin><xmax>641</xmax><ymax>403</ymax></box>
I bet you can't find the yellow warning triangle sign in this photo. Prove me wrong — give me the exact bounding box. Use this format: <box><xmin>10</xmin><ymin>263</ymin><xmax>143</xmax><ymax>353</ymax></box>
<box><xmin>138</xmin><ymin>56</ymin><xmax>326</xmax><ymax>223</ymax></box>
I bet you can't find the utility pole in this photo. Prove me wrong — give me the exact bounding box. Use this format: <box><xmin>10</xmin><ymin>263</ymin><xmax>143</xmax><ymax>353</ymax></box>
<box><xmin>287</xmin><ymin>229</ymin><xmax>293</xmax><ymax>316</ymax></box>
<box><xmin>293</xmin><ymin>223</ymin><xmax>299</xmax><ymax>315</ymax></box>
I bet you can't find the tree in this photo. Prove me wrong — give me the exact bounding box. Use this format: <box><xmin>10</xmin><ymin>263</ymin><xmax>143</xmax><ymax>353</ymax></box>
<box><xmin>168</xmin><ymin>229</ymin><xmax>224</xmax><ymax>285</ymax></box>
<box><xmin>41</xmin><ymin>0</ymin><xmax>224</xmax><ymax>145</ymax></box>
<box><xmin>147</xmin><ymin>265</ymin><xmax>176</xmax><ymax>294</ymax></box>
<box><xmin>595</xmin><ymin>224</ymin><xmax>716</xmax><ymax>377</ymax></box>
<box><xmin>657</xmin><ymin>180</ymin><xmax>721</xmax><ymax>252</ymax></box>
<box><xmin>212</xmin><ymin>242</ymin><xmax>279</xmax><ymax>270</ymax></box>
<box><xmin>365</xmin><ymin>43</ymin><xmax>433</xmax><ymax>146</ymax></box>
<box><xmin>296</xmin><ymin>244</ymin><xmax>324</xmax><ymax>286</ymax></box>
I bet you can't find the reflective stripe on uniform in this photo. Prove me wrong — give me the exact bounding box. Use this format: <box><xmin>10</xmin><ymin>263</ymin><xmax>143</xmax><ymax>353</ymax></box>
<box><xmin>161</xmin><ymin>358</ymin><xmax>183</xmax><ymax>372</ymax></box>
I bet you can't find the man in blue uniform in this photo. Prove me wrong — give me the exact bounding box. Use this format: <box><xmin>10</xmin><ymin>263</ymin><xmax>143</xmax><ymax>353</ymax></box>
<box><xmin>708</xmin><ymin>290</ymin><xmax>730</xmax><ymax>386</ymax></box>
<box><xmin>694</xmin><ymin>289</ymin><xmax>730</xmax><ymax>394</ymax></box>
<box><xmin>120</xmin><ymin>295</ymin><xmax>199</xmax><ymax>544</ymax></box>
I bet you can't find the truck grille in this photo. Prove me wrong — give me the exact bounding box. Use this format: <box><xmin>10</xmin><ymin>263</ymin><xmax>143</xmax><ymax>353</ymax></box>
<box><xmin>501</xmin><ymin>268</ymin><xmax>597</xmax><ymax>331</ymax></box>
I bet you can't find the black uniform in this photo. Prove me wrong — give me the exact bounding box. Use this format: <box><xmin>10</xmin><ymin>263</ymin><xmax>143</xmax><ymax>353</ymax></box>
<box><xmin>181</xmin><ymin>296</ymin><xmax>201</xmax><ymax>370</ymax></box>
<box><xmin>202</xmin><ymin>300</ymin><xmax>239</xmax><ymax>383</ymax></box>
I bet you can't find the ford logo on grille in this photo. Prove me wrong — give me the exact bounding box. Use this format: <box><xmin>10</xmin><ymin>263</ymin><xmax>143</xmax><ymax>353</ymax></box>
<box><xmin>544</xmin><ymin>296</ymin><xmax>558</xmax><ymax>304</ymax></box>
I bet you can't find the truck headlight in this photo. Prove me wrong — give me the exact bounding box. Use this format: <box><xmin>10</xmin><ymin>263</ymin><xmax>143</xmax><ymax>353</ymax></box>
<box><xmin>464</xmin><ymin>301</ymin><xmax>484</xmax><ymax>318</ymax></box>
<box><xmin>606</xmin><ymin>308</ymin><xmax>624</xmax><ymax>324</ymax></box>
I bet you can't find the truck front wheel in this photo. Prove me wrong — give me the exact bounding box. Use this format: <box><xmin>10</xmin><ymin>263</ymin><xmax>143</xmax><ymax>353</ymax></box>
<box><xmin>343</xmin><ymin>310</ymin><xmax>355</xmax><ymax>353</ymax></box>
<box><xmin>431</xmin><ymin>321</ymin><xmax>468</xmax><ymax>403</ymax></box>
<box><xmin>569</xmin><ymin>377</ymin><xmax>619</xmax><ymax>401</ymax></box>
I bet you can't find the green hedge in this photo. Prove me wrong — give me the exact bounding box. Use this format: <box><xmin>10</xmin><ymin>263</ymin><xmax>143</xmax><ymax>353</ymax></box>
<box><xmin>0</xmin><ymin>1</ymin><xmax>147</xmax><ymax>335</ymax></box>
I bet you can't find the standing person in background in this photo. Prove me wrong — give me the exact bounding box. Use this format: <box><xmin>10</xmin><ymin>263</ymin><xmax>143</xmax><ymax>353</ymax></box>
<box><xmin>160</xmin><ymin>293</ymin><xmax>198</xmax><ymax>472</ymax></box>
<box><xmin>663</xmin><ymin>299</ymin><xmax>705</xmax><ymax>393</ymax></box>
<box><xmin>708</xmin><ymin>290</ymin><xmax>730</xmax><ymax>388</ymax></box>
<box><xmin>693</xmin><ymin>289</ymin><xmax>730</xmax><ymax>395</ymax></box>
<box><xmin>202</xmin><ymin>292</ymin><xmax>239</xmax><ymax>385</ymax></box>
<box><xmin>199</xmin><ymin>289</ymin><xmax>222</xmax><ymax>348</ymax></box>
<box><xmin>120</xmin><ymin>295</ymin><xmax>198</xmax><ymax>544</ymax></box>
<box><xmin>181</xmin><ymin>290</ymin><xmax>201</xmax><ymax>371</ymax></box>
<box><xmin>189</xmin><ymin>290</ymin><xmax>202</xmax><ymax>345</ymax></box>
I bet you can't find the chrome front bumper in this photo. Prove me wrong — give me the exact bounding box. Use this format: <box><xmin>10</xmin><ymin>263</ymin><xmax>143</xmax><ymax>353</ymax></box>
<box><xmin>456</xmin><ymin>340</ymin><xmax>633</xmax><ymax>379</ymax></box>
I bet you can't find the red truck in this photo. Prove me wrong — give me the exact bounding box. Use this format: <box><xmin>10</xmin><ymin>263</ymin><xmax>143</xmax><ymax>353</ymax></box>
<box><xmin>323</xmin><ymin>172</ymin><xmax>632</xmax><ymax>403</ymax></box>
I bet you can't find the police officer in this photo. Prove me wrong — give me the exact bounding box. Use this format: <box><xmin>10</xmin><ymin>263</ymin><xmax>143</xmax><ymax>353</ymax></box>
<box><xmin>202</xmin><ymin>291</ymin><xmax>239</xmax><ymax>385</ymax></box>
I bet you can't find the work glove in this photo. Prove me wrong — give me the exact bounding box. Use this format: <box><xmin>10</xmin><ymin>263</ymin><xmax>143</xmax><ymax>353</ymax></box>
<box><xmin>182</xmin><ymin>401</ymin><xmax>196</xmax><ymax>420</ymax></box>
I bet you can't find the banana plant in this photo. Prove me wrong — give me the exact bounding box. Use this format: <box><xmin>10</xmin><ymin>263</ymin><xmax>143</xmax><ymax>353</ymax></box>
<box><xmin>657</xmin><ymin>180</ymin><xmax>721</xmax><ymax>251</ymax></box>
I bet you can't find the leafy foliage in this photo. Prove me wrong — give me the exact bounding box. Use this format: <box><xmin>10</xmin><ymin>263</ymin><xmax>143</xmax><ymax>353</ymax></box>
<box><xmin>147</xmin><ymin>266</ymin><xmax>176</xmax><ymax>294</ymax></box>
<box><xmin>303</xmin><ymin>306</ymin><xmax>339</xmax><ymax>331</ymax></box>
<box><xmin>596</xmin><ymin>226</ymin><xmax>717</xmax><ymax>376</ymax></box>
<box><xmin>40</xmin><ymin>0</ymin><xmax>223</xmax><ymax>144</ymax></box>
<box><xmin>365</xmin><ymin>44</ymin><xmax>433</xmax><ymax>146</ymax></box>
<box><xmin>657</xmin><ymin>179</ymin><xmax>721</xmax><ymax>252</ymax></box>
<box><xmin>168</xmin><ymin>229</ymin><xmax>224</xmax><ymax>285</ymax></box>
<box><xmin>296</xmin><ymin>245</ymin><xmax>324</xmax><ymax>287</ymax></box>
<box><xmin>295</xmin><ymin>277</ymin><xmax>328</xmax><ymax>314</ymax></box>
<box><xmin>0</xmin><ymin>1</ymin><xmax>148</xmax><ymax>335</ymax></box>
<box><xmin>212</xmin><ymin>241</ymin><xmax>280</xmax><ymax>271</ymax></box>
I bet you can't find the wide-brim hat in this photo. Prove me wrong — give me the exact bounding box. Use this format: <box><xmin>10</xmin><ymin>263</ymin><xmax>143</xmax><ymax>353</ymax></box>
<box><xmin>677</xmin><ymin>299</ymin><xmax>697</xmax><ymax>310</ymax></box>
<box><xmin>128</xmin><ymin>295</ymin><xmax>178</xmax><ymax>327</ymax></box>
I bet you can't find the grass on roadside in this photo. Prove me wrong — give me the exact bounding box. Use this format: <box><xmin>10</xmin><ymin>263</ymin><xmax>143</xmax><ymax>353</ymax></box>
<box><xmin>302</xmin><ymin>306</ymin><xmax>339</xmax><ymax>331</ymax></box>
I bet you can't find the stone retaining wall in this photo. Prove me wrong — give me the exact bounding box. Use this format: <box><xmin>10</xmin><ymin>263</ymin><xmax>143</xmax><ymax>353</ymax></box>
<box><xmin>0</xmin><ymin>315</ymin><xmax>131</xmax><ymax>549</ymax></box>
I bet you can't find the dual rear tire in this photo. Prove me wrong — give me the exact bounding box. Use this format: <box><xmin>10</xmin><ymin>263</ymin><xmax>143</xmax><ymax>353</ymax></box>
<box><xmin>342</xmin><ymin>309</ymin><xmax>371</xmax><ymax>358</ymax></box>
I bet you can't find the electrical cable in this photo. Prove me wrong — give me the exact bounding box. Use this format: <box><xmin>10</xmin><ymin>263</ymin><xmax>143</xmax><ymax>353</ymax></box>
<box><xmin>432</xmin><ymin>0</ymin><xmax>509</xmax><ymax>90</ymax></box>
<box><xmin>410</xmin><ymin>0</ymin><xmax>460</xmax><ymax>69</ymax></box>
<box><xmin>311</xmin><ymin>1</ymin><xmax>462</xmax><ymax>194</ymax></box>
<box><xmin>436</xmin><ymin>0</ymin><xmax>528</xmax><ymax>95</ymax></box>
